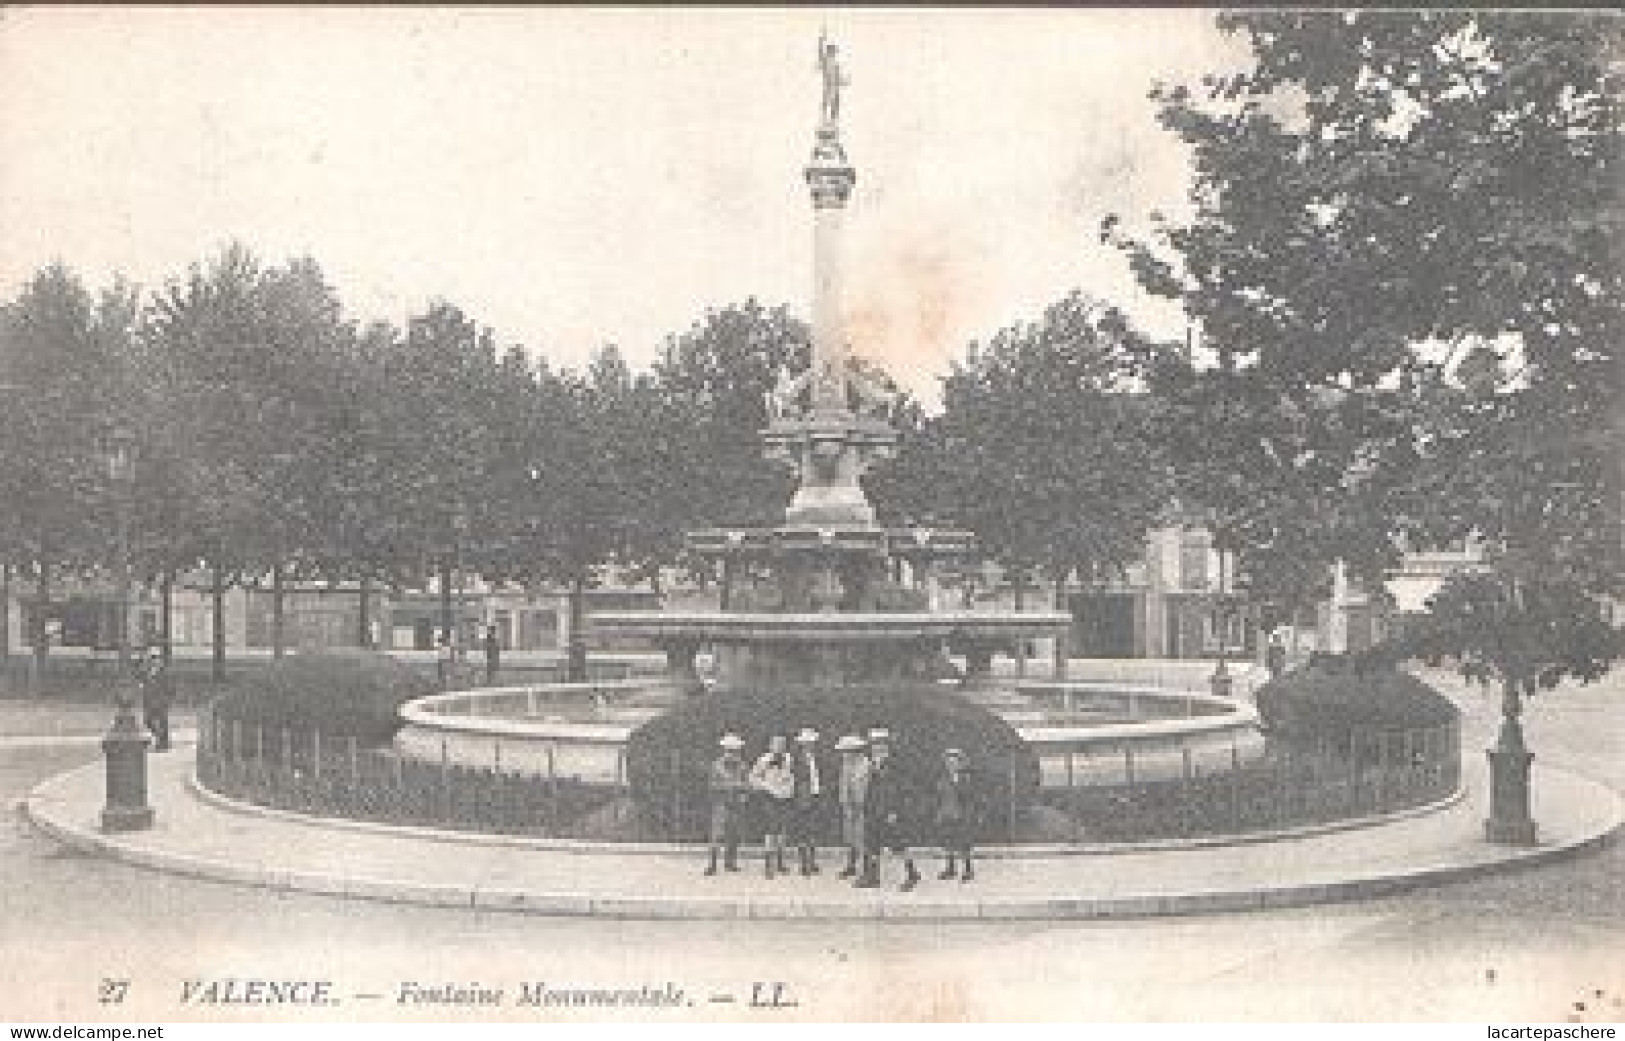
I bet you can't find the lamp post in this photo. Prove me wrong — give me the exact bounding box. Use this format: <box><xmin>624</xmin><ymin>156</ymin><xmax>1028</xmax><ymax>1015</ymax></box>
<box><xmin>100</xmin><ymin>422</ymin><xmax>153</xmax><ymax>832</ymax></box>
<box><xmin>439</xmin><ymin>507</ymin><xmax>469</xmax><ymax>662</ymax></box>
<box><xmin>1481</xmin><ymin>540</ymin><xmax>1539</xmax><ymax>845</ymax></box>
<box><xmin>1209</xmin><ymin>545</ymin><xmax>1235</xmax><ymax>699</ymax></box>
<box><xmin>1483</xmin><ymin>660</ymin><xmax>1536</xmax><ymax>845</ymax></box>
<box><xmin>453</xmin><ymin>508</ymin><xmax>469</xmax><ymax>668</ymax></box>
<box><xmin>1481</xmin><ymin>478</ymin><xmax>1581</xmax><ymax>848</ymax></box>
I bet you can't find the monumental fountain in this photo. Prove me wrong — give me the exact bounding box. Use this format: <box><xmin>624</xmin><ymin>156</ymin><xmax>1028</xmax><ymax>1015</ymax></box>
<box><xmin>392</xmin><ymin>38</ymin><xmax>1264</xmax><ymax>840</ymax></box>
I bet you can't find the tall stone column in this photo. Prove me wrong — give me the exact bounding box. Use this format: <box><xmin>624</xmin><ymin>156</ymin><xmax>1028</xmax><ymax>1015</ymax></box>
<box><xmin>809</xmin><ymin>144</ymin><xmax>853</xmax><ymax>416</ymax></box>
<box><xmin>767</xmin><ymin>36</ymin><xmax>894</xmax><ymax>529</ymax></box>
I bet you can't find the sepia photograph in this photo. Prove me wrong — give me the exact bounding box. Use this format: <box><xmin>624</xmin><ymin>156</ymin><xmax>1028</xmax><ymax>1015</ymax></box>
<box><xmin>0</xmin><ymin>5</ymin><xmax>1621</xmax><ymax>1026</ymax></box>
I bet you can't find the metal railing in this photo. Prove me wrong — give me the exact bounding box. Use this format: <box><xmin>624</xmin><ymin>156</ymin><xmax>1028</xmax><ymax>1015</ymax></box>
<box><xmin>195</xmin><ymin>706</ymin><xmax>1460</xmax><ymax>846</ymax></box>
<box><xmin>1028</xmin><ymin>720</ymin><xmax>1461</xmax><ymax>842</ymax></box>
<box><xmin>196</xmin><ymin>704</ymin><xmax>625</xmax><ymax>837</ymax></box>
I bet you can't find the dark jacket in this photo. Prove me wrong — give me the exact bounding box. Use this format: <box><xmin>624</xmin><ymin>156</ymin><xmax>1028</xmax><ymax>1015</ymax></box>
<box><xmin>864</xmin><ymin>756</ymin><xmax>907</xmax><ymax>826</ymax></box>
<box><xmin>791</xmin><ymin>750</ymin><xmax>823</xmax><ymax>804</ymax></box>
<box><xmin>709</xmin><ymin>755</ymin><xmax>751</xmax><ymax>808</ymax></box>
<box><xmin>934</xmin><ymin>765</ymin><xmax>981</xmax><ymax>826</ymax></box>
<box><xmin>140</xmin><ymin>660</ymin><xmax>173</xmax><ymax>709</ymax></box>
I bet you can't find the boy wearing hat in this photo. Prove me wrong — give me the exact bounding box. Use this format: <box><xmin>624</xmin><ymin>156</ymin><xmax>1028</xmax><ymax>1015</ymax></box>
<box><xmin>859</xmin><ymin>728</ymin><xmax>922</xmax><ymax>891</ymax></box>
<box><xmin>790</xmin><ymin>728</ymin><xmax>825</xmax><ymax>876</ymax></box>
<box><xmin>749</xmin><ymin>734</ymin><xmax>796</xmax><ymax>878</ymax></box>
<box><xmin>834</xmin><ymin>734</ymin><xmax>870</xmax><ymax>879</ymax></box>
<box><xmin>705</xmin><ymin>733</ymin><xmax>749</xmax><ymax>876</ymax></box>
<box><xmin>934</xmin><ymin>747</ymin><xmax>979</xmax><ymax>882</ymax></box>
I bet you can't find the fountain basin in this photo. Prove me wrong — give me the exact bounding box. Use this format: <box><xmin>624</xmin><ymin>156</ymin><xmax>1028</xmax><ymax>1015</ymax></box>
<box><xmin>686</xmin><ymin>525</ymin><xmax>979</xmax><ymax>558</ymax></box>
<box><xmin>1013</xmin><ymin>684</ymin><xmax>1264</xmax><ymax>785</ymax></box>
<box><xmin>394</xmin><ymin>680</ymin><xmax>668</xmax><ymax>785</ymax></box>
<box><xmin>393</xmin><ymin>675</ymin><xmax>1264</xmax><ymax>791</ymax></box>
<box><xmin>591</xmin><ymin>610</ymin><xmax>1071</xmax><ymax>642</ymax></box>
<box><xmin>593</xmin><ymin>608</ymin><xmax>1071</xmax><ymax>691</ymax></box>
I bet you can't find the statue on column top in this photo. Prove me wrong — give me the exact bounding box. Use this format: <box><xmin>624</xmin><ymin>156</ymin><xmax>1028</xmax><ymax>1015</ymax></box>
<box><xmin>817</xmin><ymin>32</ymin><xmax>848</xmax><ymax>127</ymax></box>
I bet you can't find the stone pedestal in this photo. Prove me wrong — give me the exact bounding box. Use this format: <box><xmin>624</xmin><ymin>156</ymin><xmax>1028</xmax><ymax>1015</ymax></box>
<box><xmin>1485</xmin><ymin>719</ymin><xmax>1538</xmax><ymax>846</ymax></box>
<box><xmin>768</xmin><ymin>416</ymin><xmax>898</xmax><ymax>529</ymax></box>
<box><xmin>101</xmin><ymin>701</ymin><xmax>153</xmax><ymax>833</ymax></box>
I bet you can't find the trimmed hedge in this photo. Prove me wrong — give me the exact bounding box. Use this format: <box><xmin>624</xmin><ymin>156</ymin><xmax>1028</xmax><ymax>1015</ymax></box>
<box><xmin>1254</xmin><ymin>657</ymin><xmax>1457</xmax><ymax>742</ymax></box>
<box><xmin>208</xmin><ymin>650</ymin><xmax>439</xmax><ymax>746</ymax></box>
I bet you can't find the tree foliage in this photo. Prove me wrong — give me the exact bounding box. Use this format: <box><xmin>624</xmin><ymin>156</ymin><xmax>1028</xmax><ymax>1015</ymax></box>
<box><xmin>1108</xmin><ymin>11</ymin><xmax>1623</xmax><ymax>674</ymax></box>
<box><xmin>648</xmin><ymin>300</ymin><xmax>808</xmax><ymax>532</ymax></box>
<box><xmin>1403</xmin><ymin>564</ymin><xmax>1621</xmax><ymax>695</ymax></box>
<box><xmin>0</xmin><ymin>264</ymin><xmax>139</xmax><ymax>579</ymax></box>
<box><xmin>885</xmin><ymin>292</ymin><xmax>1168</xmax><ymax>592</ymax></box>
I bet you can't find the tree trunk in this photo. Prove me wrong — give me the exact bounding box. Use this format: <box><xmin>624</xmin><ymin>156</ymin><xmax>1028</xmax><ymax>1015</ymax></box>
<box><xmin>211</xmin><ymin>562</ymin><xmax>227</xmax><ymax>684</ymax></box>
<box><xmin>566</xmin><ymin>575</ymin><xmax>588</xmax><ymax>682</ymax></box>
<box><xmin>33</xmin><ymin>562</ymin><xmax>50</xmax><ymax>676</ymax></box>
<box><xmin>1</xmin><ymin>561</ymin><xmax>9</xmax><ymax>667</ymax></box>
<box><xmin>1012</xmin><ymin>567</ymin><xmax>1027</xmax><ymax>677</ymax></box>
<box><xmin>271</xmin><ymin>562</ymin><xmax>286</xmax><ymax>659</ymax></box>
<box><xmin>438</xmin><ymin>560</ymin><xmax>454</xmax><ymax>647</ymax></box>
<box><xmin>160</xmin><ymin>567</ymin><xmax>173</xmax><ymax>665</ymax></box>
<box><xmin>1052</xmin><ymin>567</ymin><xmax>1072</xmax><ymax>680</ymax></box>
<box><xmin>357</xmin><ymin>574</ymin><xmax>372</xmax><ymax>649</ymax></box>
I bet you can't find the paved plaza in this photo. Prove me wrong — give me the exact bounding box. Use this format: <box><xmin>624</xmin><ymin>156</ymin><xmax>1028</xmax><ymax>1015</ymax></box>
<box><xmin>3</xmin><ymin>668</ymin><xmax>1622</xmax><ymax>1021</ymax></box>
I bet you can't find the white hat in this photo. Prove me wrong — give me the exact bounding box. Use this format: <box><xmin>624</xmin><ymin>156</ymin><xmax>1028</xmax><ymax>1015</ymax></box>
<box><xmin>867</xmin><ymin>728</ymin><xmax>891</xmax><ymax>743</ymax></box>
<box><xmin>835</xmin><ymin>734</ymin><xmax>866</xmax><ymax>752</ymax></box>
<box><xmin>718</xmin><ymin>733</ymin><xmax>745</xmax><ymax>750</ymax></box>
<box><xmin>944</xmin><ymin>747</ymin><xmax>964</xmax><ymax>757</ymax></box>
<box><xmin>795</xmin><ymin>727</ymin><xmax>820</xmax><ymax>744</ymax></box>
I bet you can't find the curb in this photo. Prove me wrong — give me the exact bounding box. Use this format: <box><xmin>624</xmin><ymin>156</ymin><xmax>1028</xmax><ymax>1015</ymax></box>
<box><xmin>24</xmin><ymin>763</ymin><xmax>1622</xmax><ymax>921</ymax></box>
<box><xmin>0</xmin><ymin>729</ymin><xmax>199</xmax><ymax>751</ymax></box>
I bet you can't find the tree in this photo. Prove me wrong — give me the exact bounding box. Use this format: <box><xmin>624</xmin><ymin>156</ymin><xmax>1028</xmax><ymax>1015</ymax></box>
<box><xmin>0</xmin><ymin>263</ymin><xmax>142</xmax><ymax>677</ymax></box>
<box><xmin>648</xmin><ymin>300</ymin><xmax>808</xmax><ymax>535</ymax></box>
<box><xmin>377</xmin><ymin>302</ymin><xmax>512</xmax><ymax>648</ymax></box>
<box><xmin>143</xmin><ymin>244</ymin><xmax>356</xmax><ymax>675</ymax></box>
<box><xmin>1107</xmin><ymin>11</ymin><xmax>1623</xmax><ymax>840</ymax></box>
<box><xmin>884</xmin><ymin>292</ymin><xmax>1170</xmax><ymax>672</ymax></box>
<box><xmin>1109</xmin><ymin>10</ymin><xmax>1621</xmax><ymax>614</ymax></box>
<box><xmin>519</xmin><ymin>347</ymin><xmax>684</xmax><ymax>680</ymax></box>
<box><xmin>250</xmin><ymin>257</ymin><xmax>359</xmax><ymax>657</ymax></box>
<box><xmin>300</xmin><ymin>318</ymin><xmax>402</xmax><ymax>647</ymax></box>
<box><xmin>144</xmin><ymin>243</ymin><xmax>267</xmax><ymax>679</ymax></box>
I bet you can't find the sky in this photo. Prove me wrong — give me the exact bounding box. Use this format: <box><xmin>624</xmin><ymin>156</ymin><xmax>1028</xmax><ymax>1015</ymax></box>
<box><xmin>0</xmin><ymin>7</ymin><xmax>1247</xmax><ymax>404</ymax></box>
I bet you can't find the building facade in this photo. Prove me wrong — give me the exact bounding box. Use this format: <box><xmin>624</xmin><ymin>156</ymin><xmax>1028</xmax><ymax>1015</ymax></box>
<box><xmin>1</xmin><ymin>532</ymin><xmax>1476</xmax><ymax>663</ymax></box>
<box><xmin>1</xmin><ymin>569</ymin><xmax>657</xmax><ymax>658</ymax></box>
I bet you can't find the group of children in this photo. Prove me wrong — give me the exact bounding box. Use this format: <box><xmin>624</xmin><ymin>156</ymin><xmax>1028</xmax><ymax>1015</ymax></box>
<box><xmin>705</xmin><ymin>727</ymin><xmax>982</xmax><ymax>892</ymax></box>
